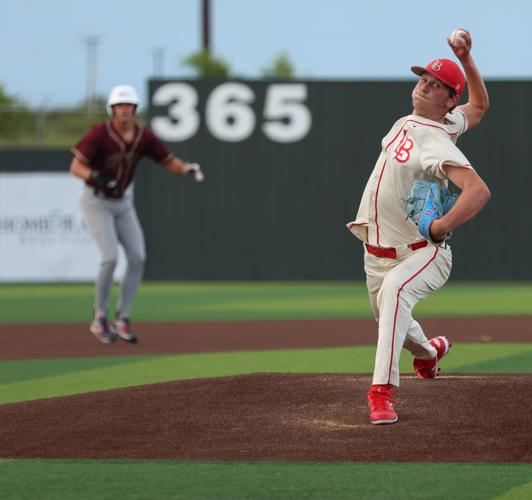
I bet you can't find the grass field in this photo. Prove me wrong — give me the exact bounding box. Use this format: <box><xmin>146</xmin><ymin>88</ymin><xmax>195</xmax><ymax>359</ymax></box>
<box><xmin>1</xmin><ymin>282</ymin><xmax>531</xmax><ymax>499</ymax></box>
<box><xmin>2</xmin><ymin>281</ymin><xmax>532</xmax><ymax>322</ymax></box>
<box><xmin>1</xmin><ymin>460</ymin><xmax>531</xmax><ymax>500</ymax></box>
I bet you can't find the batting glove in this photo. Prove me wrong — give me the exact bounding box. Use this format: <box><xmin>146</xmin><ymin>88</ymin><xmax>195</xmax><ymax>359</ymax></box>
<box><xmin>90</xmin><ymin>170</ymin><xmax>118</xmax><ymax>189</ymax></box>
<box><xmin>186</xmin><ymin>163</ymin><xmax>204</xmax><ymax>182</ymax></box>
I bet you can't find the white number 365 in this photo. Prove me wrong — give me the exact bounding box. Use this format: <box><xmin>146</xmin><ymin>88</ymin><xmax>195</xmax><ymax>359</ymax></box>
<box><xmin>150</xmin><ymin>82</ymin><xmax>312</xmax><ymax>143</ymax></box>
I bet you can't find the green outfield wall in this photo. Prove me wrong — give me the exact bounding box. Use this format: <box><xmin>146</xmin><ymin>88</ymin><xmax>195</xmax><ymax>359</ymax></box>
<box><xmin>1</xmin><ymin>80</ymin><xmax>530</xmax><ymax>280</ymax></box>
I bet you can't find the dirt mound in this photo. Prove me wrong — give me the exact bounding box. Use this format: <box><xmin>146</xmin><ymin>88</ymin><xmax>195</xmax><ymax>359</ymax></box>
<box><xmin>0</xmin><ymin>373</ymin><xmax>530</xmax><ymax>463</ymax></box>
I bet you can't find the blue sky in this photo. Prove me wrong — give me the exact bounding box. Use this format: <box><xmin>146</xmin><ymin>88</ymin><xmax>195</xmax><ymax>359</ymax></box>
<box><xmin>2</xmin><ymin>0</ymin><xmax>531</xmax><ymax>107</ymax></box>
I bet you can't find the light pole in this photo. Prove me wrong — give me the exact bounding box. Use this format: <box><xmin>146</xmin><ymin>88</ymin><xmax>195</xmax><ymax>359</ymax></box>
<box><xmin>153</xmin><ymin>47</ymin><xmax>165</xmax><ymax>77</ymax></box>
<box><xmin>202</xmin><ymin>0</ymin><xmax>210</xmax><ymax>53</ymax></box>
<box><xmin>85</xmin><ymin>35</ymin><xmax>99</xmax><ymax>113</ymax></box>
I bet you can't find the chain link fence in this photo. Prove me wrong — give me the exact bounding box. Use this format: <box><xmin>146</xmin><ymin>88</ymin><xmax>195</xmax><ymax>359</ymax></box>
<box><xmin>0</xmin><ymin>107</ymin><xmax>145</xmax><ymax>147</ymax></box>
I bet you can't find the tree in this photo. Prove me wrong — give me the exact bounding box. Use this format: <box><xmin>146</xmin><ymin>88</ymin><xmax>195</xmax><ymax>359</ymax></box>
<box><xmin>0</xmin><ymin>83</ymin><xmax>32</xmax><ymax>142</ymax></box>
<box><xmin>182</xmin><ymin>50</ymin><xmax>232</xmax><ymax>78</ymax></box>
<box><xmin>74</xmin><ymin>94</ymin><xmax>108</xmax><ymax>112</ymax></box>
<box><xmin>261</xmin><ymin>52</ymin><xmax>295</xmax><ymax>79</ymax></box>
<box><xmin>0</xmin><ymin>83</ymin><xmax>24</xmax><ymax>107</ymax></box>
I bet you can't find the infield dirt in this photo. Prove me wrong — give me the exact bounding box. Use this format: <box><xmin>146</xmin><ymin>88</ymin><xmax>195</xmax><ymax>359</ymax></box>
<box><xmin>0</xmin><ymin>317</ymin><xmax>531</xmax><ymax>463</ymax></box>
<box><xmin>0</xmin><ymin>373</ymin><xmax>530</xmax><ymax>462</ymax></box>
<box><xmin>1</xmin><ymin>316</ymin><xmax>531</xmax><ymax>360</ymax></box>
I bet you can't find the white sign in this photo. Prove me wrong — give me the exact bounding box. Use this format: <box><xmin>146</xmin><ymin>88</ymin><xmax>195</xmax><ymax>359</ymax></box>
<box><xmin>0</xmin><ymin>172</ymin><xmax>126</xmax><ymax>282</ymax></box>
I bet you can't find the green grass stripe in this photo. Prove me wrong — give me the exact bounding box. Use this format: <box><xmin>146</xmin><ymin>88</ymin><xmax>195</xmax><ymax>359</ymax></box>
<box><xmin>494</xmin><ymin>481</ymin><xmax>532</xmax><ymax>500</ymax></box>
<box><xmin>0</xmin><ymin>282</ymin><xmax>370</xmax><ymax>322</ymax></box>
<box><xmin>0</xmin><ymin>460</ymin><xmax>531</xmax><ymax>500</ymax></box>
<box><xmin>460</xmin><ymin>350</ymin><xmax>532</xmax><ymax>373</ymax></box>
<box><xmin>1</xmin><ymin>282</ymin><xmax>532</xmax><ymax>323</ymax></box>
<box><xmin>0</xmin><ymin>344</ymin><xmax>530</xmax><ymax>405</ymax></box>
<box><xmin>0</xmin><ymin>356</ymin><xmax>154</xmax><ymax>384</ymax></box>
<box><xmin>0</xmin><ymin>347</ymin><xmax>373</xmax><ymax>404</ymax></box>
<box><xmin>442</xmin><ymin>343</ymin><xmax>532</xmax><ymax>372</ymax></box>
<box><xmin>1</xmin><ymin>343</ymin><xmax>530</xmax><ymax>388</ymax></box>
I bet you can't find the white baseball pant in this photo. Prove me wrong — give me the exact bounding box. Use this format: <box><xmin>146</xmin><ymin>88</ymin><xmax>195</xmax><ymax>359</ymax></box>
<box><xmin>364</xmin><ymin>243</ymin><xmax>452</xmax><ymax>387</ymax></box>
<box><xmin>80</xmin><ymin>186</ymin><xmax>146</xmax><ymax>318</ymax></box>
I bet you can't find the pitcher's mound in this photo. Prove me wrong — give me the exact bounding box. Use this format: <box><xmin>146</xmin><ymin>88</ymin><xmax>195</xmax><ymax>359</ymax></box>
<box><xmin>0</xmin><ymin>373</ymin><xmax>530</xmax><ymax>463</ymax></box>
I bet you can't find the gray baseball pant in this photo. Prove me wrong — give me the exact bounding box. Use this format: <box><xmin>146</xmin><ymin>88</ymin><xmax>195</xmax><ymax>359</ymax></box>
<box><xmin>80</xmin><ymin>186</ymin><xmax>146</xmax><ymax>318</ymax></box>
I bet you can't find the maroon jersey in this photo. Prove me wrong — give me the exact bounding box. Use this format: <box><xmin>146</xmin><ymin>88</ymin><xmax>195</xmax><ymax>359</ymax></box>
<box><xmin>72</xmin><ymin>120</ymin><xmax>174</xmax><ymax>198</ymax></box>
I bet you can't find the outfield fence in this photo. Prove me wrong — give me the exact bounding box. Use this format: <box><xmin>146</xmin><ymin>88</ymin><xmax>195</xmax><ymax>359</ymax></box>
<box><xmin>0</xmin><ymin>108</ymin><xmax>146</xmax><ymax>147</ymax></box>
<box><xmin>1</xmin><ymin>79</ymin><xmax>531</xmax><ymax>281</ymax></box>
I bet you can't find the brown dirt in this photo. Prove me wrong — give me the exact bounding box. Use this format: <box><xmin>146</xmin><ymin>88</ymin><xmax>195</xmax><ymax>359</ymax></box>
<box><xmin>0</xmin><ymin>373</ymin><xmax>530</xmax><ymax>463</ymax></box>
<box><xmin>1</xmin><ymin>316</ymin><xmax>530</xmax><ymax>463</ymax></box>
<box><xmin>1</xmin><ymin>316</ymin><xmax>531</xmax><ymax>360</ymax></box>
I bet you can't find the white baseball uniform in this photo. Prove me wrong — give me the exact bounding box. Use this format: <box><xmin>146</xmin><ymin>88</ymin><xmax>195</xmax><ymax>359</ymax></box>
<box><xmin>347</xmin><ymin>109</ymin><xmax>471</xmax><ymax>387</ymax></box>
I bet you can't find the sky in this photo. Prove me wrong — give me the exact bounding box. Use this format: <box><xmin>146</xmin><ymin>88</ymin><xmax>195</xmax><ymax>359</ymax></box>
<box><xmin>2</xmin><ymin>0</ymin><xmax>531</xmax><ymax>108</ymax></box>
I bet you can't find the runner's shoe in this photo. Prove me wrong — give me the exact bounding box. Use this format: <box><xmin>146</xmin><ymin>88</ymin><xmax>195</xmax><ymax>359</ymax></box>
<box><xmin>113</xmin><ymin>317</ymin><xmax>138</xmax><ymax>344</ymax></box>
<box><xmin>90</xmin><ymin>317</ymin><xmax>118</xmax><ymax>344</ymax></box>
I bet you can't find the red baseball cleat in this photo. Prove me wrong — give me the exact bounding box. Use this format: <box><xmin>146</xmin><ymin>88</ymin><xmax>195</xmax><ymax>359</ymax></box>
<box><xmin>367</xmin><ymin>384</ymin><xmax>398</xmax><ymax>425</ymax></box>
<box><xmin>413</xmin><ymin>336</ymin><xmax>452</xmax><ymax>379</ymax></box>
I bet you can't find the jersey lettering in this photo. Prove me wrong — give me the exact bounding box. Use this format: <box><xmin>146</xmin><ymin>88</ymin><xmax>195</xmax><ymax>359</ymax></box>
<box><xmin>393</xmin><ymin>131</ymin><xmax>414</xmax><ymax>163</ymax></box>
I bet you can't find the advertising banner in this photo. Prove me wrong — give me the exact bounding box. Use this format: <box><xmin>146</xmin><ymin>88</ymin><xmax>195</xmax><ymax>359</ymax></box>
<box><xmin>0</xmin><ymin>172</ymin><xmax>126</xmax><ymax>282</ymax></box>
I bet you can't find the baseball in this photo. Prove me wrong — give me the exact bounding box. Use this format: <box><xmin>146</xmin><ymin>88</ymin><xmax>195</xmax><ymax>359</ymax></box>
<box><xmin>449</xmin><ymin>29</ymin><xmax>467</xmax><ymax>47</ymax></box>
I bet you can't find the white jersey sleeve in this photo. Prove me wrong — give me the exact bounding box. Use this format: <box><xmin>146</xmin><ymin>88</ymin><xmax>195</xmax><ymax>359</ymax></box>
<box><xmin>448</xmin><ymin>108</ymin><xmax>468</xmax><ymax>137</ymax></box>
<box><xmin>419</xmin><ymin>126</ymin><xmax>472</xmax><ymax>179</ymax></box>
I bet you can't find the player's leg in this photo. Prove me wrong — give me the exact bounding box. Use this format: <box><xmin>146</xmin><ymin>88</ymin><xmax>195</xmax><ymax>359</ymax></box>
<box><xmin>365</xmin><ymin>253</ymin><xmax>443</xmax><ymax>369</ymax></box>
<box><xmin>364</xmin><ymin>250</ymin><xmax>393</xmax><ymax>322</ymax></box>
<box><xmin>114</xmin><ymin>200</ymin><xmax>145</xmax><ymax>317</ymax></box>
<box><xmin>402</xmin><ymin>247</ymin><xmax>454</xmax><ymax>376</ymax></box>
<box><xmin>366</xmin><ymin>246</ymin><xmax>451</xmax><ymax>424</ymax></box>
<box><xmin>372</xmin><ymin>245</ymin><xmax>452</xmax><ymax>388</ymax></box>
<box><xmin>403</xmin><ymin>319</ymin><xmax>453</xmax><ymax>376</ymax></box>
<box><xmin>403</xmin><ymin>319</ymin><xmax>436</xmax><ymax>358</ymax></box>
<box><xmin>80</xmin><ymin>187</ymin><xmax>120</xmax><ymax>343</ymax></box>
<box><xmin>113</xmin><ymin>199</ymin><xmax>145</xmax><ymax>342</ymax></box>
<box><xmin>364</xmin><ymin>252</ymin><xmax>401</xmax><ymax>424</ymax></box>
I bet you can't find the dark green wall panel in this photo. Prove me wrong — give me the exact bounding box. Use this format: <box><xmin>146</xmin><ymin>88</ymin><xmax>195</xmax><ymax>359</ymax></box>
<box><xmin>1</xmin><ymin>79</ymin><xmax>531</xmax><ymax>280</ymax></box>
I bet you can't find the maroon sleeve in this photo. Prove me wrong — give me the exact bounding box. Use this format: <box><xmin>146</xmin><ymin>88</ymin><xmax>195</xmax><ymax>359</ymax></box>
<box><xmin>142</xmin><ymin>127</ymin><xmax>174</xmax><ymax>164</ymax></box>
<box><xmin>71</xmin><ymin>123</ymin><xmax>106</xmax><ymax>164</ymax></box>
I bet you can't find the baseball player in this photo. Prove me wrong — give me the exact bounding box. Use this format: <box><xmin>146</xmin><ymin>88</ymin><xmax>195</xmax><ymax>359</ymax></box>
<box><xmin>69</xmin><ymin>84</ymin><xmax>204</xmax><ymax>344</ymax></box>
<box><xmin>346</xmin><ymin>29</ymin><xmax>491</xmax><ymax>424</ymax></box>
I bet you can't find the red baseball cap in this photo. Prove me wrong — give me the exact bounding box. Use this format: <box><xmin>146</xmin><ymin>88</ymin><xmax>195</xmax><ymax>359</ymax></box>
<box><xmin>411</xmin><ymin>58</ymin><xmax>466</xmax><ymax>97</ymax></box>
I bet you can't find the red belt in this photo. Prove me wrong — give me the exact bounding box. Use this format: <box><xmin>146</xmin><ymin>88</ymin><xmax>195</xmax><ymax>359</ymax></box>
<box><xmin>365</xmin><ymin>240</ymin><xmax>428</xmax><ymax>259</ymax></box>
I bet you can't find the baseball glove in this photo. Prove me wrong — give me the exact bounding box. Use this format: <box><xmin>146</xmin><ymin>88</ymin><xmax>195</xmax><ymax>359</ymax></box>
<box><xmin>405</xmin><ymin>180</ymin><xmax>458</xmax><ymax>242</ymax></box>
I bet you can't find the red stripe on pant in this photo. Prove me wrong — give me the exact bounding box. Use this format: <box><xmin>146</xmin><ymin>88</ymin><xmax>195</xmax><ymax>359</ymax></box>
<box><xmin>387</xmin><ymin>246</ymin><xmax>440</xmax><ymax>384</ymax></box>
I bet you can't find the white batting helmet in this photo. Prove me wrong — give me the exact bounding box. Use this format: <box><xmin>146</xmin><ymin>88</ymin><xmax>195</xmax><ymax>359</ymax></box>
<box><xmin>106</xmin><ymin>85</ymin><xmax>140</xmax><ymax>116</ymax></box>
